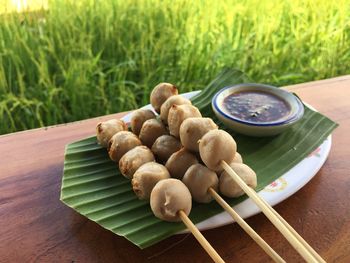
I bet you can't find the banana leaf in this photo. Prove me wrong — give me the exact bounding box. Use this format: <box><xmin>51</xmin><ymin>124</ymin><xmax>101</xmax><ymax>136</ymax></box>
<box><xmin>60</xmin><ymin>68</ymin><xmax>338</xmax><ymax>248</ymax></box>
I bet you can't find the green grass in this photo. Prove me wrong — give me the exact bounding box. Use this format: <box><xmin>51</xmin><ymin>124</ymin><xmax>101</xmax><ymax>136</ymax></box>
<box><xmin>0</xmin><ymin>0</ymin><xmax>349</xmax><ymax>135</ymax></box>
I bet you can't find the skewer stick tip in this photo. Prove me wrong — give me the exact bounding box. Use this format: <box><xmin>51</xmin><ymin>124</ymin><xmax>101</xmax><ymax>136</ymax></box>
<box><xmin>178</xmin><ymin>210</ymin><xmax>225</xmax><ymax>263</ymax></box>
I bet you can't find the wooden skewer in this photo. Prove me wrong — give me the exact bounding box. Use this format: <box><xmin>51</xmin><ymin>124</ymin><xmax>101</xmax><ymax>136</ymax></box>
<box><xmin>208</xmin><ymin>187</ymin><xmax>285</xmax><ymax>263</ymax></box>
<box><xmin>259</xmin><ymin>198</ymin><xmax>326</xmax><ymax>263</ymax></box>
<box><xmin>178</xmin><ymin>210</ymin><xmax>225</xmax><ymax>263</ymax></box>
<box><xmin>220</xmin><ymin>160</ymin><xmax>319</xmax><ymax>263</ymax></box>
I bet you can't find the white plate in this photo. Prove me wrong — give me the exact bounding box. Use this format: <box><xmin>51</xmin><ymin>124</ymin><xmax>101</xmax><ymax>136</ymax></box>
<box><xmin>121</xmin><ymin>91</ymin><xmax>332</xmax><ymax>232</ymax></box>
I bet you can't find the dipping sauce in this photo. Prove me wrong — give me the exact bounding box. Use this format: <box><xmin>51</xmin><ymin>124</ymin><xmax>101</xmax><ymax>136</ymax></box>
<box><xmin>223</xmin><ymin>91</ymin><xmax>291</xmax><ymax>123</ymax></box>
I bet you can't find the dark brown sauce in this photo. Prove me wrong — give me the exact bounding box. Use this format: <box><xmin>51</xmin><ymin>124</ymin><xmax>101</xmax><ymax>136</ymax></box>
<box><xmin>223</xmin><ymin>91</ymin><xmax>291</xmax><ymax>122</ymax></box>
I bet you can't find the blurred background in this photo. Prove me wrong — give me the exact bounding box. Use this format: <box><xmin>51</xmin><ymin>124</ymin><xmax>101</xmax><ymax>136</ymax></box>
<box><xmin>0</xmin><ymin>0</ymin><xmax>349</xmax><ymax>135</ymax></box>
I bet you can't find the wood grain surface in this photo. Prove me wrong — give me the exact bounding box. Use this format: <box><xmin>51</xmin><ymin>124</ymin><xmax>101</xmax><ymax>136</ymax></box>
<box><xmin>1</xmin><ymin>76</ymin><xmax>349</xmax><ymax>263</ymax></box>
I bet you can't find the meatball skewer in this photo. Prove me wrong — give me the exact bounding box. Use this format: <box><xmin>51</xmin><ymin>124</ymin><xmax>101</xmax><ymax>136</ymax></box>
<box><xmin>199</xmin><ymin>129</ymin><xmax>321</xmax><ymax>263</ymax></box>
<box><xmin>150</xmin><ymin>179</ymin><xmax>224</xmax><ymax>263</ymax></box>
<box><xmin>182</xmin><ymin>164</ymin><xmax>284</xmax><ymax>263</ymax></box>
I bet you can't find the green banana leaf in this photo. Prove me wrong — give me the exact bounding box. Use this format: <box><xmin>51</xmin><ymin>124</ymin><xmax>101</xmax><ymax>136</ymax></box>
<box><xmin>60</xmin><ymin>68</ymin><xmax>338</xmax><ymax>248</ymax></box>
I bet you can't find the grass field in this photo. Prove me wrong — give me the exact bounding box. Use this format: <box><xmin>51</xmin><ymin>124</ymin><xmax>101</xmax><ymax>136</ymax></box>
<box><xmin>0</xmin><ymin>0</ymin><xmax>349</xmax><ymax>134</ymax></box>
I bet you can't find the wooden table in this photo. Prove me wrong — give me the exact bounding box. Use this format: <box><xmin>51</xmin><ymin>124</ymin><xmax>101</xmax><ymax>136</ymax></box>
<box><xmin>1</xmin><ymin>76</ymin><xmax>349</xmax><ymax>263</ymax></box>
